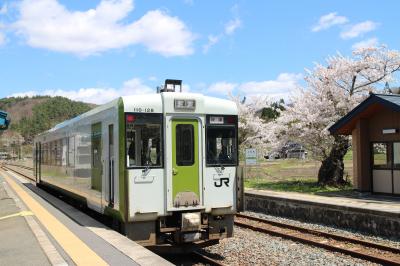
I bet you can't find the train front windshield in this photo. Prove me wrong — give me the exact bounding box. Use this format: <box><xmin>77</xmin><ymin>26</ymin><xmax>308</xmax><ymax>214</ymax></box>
<box><xmin>125</xmin><ymin>113</ymin><xmax>163</xmax><ymax>168</ymax></box>
<box><xmin>206</xmin><ymin>126</ymin><xmax>237</xmax><ymax>166</ymax></box>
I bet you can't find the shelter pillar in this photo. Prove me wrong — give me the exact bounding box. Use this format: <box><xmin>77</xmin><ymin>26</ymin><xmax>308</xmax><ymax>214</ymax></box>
<box><xmin>352</xmin><ymin>118</ymin><xmax>370</xmax><ymax>191</ymax></box>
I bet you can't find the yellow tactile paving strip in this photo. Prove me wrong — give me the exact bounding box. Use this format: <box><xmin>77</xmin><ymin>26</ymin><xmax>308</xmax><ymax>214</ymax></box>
<box><xmin>2</xmin><ymin>171</ymin><xmax>108</xmax><ymax>266</ymax></box>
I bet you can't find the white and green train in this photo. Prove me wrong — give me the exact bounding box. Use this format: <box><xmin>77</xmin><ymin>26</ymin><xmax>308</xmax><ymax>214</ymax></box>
<box><xmin>33</xmin><ymin>79</ymin><xmax>240</xmax><ymax>247</ymax></box>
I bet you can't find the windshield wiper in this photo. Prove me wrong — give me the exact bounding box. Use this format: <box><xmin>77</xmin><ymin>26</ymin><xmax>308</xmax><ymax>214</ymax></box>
<box><xmin>143</xmin><ymin>160</ymin><xmax>151</xmax><ymax>175</ymax></box>
<box><xmin>216</xmin><ymin>158</ymin><xmax>225</xmax><ymax>170</ymax></box>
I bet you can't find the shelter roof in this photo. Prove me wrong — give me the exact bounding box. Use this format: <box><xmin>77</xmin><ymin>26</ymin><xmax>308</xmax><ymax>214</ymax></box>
<box><xmin>329</xmin><ymin>93</ymin><xmax>400</xmax><ymax>135</ymax></box>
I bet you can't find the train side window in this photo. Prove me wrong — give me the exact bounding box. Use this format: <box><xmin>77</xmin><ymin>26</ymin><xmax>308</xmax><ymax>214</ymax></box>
<box><xmin>126</xmin><ymin>113</ymin><xmax>163</xmax><ymax>168</ymax></box>
<box><xmin>176</xmin><ymin>124</ymin><xmax>194</xmax><ymax>166</ymax></box>
<box><xmin>68</xmin><ymin>136</ymin><xmax>75</xmax><ymax>167</ymax></box>
<box><xmin>62</xmin><ymin>138</ymin><xmax>68</xmax><ymax>166</ymax></box>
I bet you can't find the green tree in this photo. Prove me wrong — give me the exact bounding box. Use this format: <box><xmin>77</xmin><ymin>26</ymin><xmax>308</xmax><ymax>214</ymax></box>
<box><xmin>13</xmin><ymin>96</ymin><xmax>93</xmax><ymax>143</ymax></box>
<box><xmin>261</xmin><ymin>99</ymin><xmax>285</xmax><ymax>122</ymax></box>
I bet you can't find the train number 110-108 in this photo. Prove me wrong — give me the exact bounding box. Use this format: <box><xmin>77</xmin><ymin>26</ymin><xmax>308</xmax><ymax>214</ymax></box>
<box><xmin>133</xmin><ymin>107</ymin><xmax>154</xmax><ymax>113</ymax></box>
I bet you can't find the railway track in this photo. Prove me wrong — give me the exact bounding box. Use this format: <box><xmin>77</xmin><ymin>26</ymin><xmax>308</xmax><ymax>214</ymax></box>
<box><xmin>11</xmin><ymin>163</ymin><xmax>399</xmax><ymax>265</ymax></box>
<box><xmin>1</xmin><ymin>164</ymin><xmax>35</xmax><ymax>182</ymax></box>
<box><xmin>5</xmin><ymin>163</ymin><xmax>33</xmax><ymax>171</ymax></box>
<box><xmin>1</xmin><ymin>164</ymin><xmax>227</xmax><ymax>266</ymax></box>
<box><xmin>235</xmin><ymin>213</ymin><xmax>400</xmax><ymax>265</ymax></box>
<box><xmin>192</xmin><ymin>251</ymin><xmax>226</xmax><ymax>266</ymax></box>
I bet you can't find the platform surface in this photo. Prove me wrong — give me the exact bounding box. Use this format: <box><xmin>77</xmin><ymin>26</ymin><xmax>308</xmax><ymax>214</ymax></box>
<box><xmin>0</xmin><ymin>168</ymin><xmax>173</xmax><ymax>266</ymax></box>
<box><xmin>246</xmin><ymin>189</ymin><xmax>400</xmax><ymax>215</ymax></box>
<box><xmin>0</xmin><ymin>175</ymin><xmax>52</xmax><ymax>266</ymax></box>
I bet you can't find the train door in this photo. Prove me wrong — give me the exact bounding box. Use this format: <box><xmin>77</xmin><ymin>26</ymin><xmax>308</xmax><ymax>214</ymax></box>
<box><xmin>171</xmin><ymin>119</ymin><xmax>200</xmax><ymax>207</ymax></box>
<box><xmin>91</xmin><ymin>122</ymin><xmax>102</xmax><ymax>191</ymax></box>
<box><xmin>108</xmin><ymin>124</ymin><xmax>115</xmax><ymax>207</ymax></box>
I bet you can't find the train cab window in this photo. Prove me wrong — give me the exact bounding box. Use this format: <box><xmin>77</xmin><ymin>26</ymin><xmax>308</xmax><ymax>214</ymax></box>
<box><xmin>206</xmin><ymin>126</ymin><xmax>237</xmax><ymax>166</ymax></box>
<box><xmin>126</xmin><ymin>113</ymin><xmax>163</xmax><ymax>168</ymax></box>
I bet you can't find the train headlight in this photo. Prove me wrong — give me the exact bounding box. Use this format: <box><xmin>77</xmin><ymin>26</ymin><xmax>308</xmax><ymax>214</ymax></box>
<box><xmin>181</xmin><ymin>212</ymin><xmax>201</xmax><ymax>232</ymax></box>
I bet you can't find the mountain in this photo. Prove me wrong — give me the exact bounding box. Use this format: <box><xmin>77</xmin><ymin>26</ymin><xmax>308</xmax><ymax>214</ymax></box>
<box><xmin>0</xmin><ymin>96</ymin><xmax>96</xmax><ymax>143</ymax></box>
<box><xmin>0</xmin><ymin>96</ymin><xmax>51</xmax><ymax>123</ymax></box>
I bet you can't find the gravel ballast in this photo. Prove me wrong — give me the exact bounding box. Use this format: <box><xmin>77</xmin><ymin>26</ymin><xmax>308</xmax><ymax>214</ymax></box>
<box><xmin>202</xmin><ymin>211</ymin><xmax>400</xmax><ymax>265</ymax></box>
<box><xmin>244</xmin><ymin>211</ymin><xmax>400</xmax><ymax>249</ymax></box>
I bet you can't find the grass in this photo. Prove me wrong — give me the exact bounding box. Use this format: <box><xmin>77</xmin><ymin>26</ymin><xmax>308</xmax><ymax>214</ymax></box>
<box><xmin>244</xmin><ymin>178</ymin><xmax>353</xmax><ymax>194</ymax></box>
<box><xmin>343</xmin><ymin>149</ymin><xmax>353</xmax><ymax>161</ymax></box>
<box><xmin>243</xmin><ymin>149</ymin><xmax>354</xmax><ymax>194</ymax></box>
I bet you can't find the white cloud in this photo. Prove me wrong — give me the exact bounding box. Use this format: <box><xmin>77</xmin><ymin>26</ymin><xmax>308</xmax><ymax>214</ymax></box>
<box><xmin>203</xmin><ymin>4</ymin><xmax>241</xmax><ymax>53</ymax></box>
<box><xmin>0</xmin><ymin>23</ymin><xmax>5</xmax><ymax>45</ymax></box>
<box><xmin>202</xmin><ymin>34</ymin><xmax>220</xmax><ymax>54</ymax></box>
<box><xmin>312</xmin><ymin>12</ymin><xmax>348</xmax><ymax>32</ymax></box>
<box><xmin>183</xmin><ymin>0</ymin><xmax>194</xmax><ymax>5</ymax></box>
<box><xmin>225</xmin><ymin>18</ymin><xmax>241</xmax><ymax>35</ymax></box>
<box><xmin>206</xmin><ymin>73</ymin><xmax>302</xmax><ymax>100</ymax></box>
<box><xmin>0</xmin><ymin>3</ymin><xmax>8</xmax><ymax>14</ymax></box>
<box><xmin>208</xmin><ymin>82</ymin><xmax>237</xmax><ymax>95</ymax></box>
<box><xmin>121</xmin><ymin>78</ymin><xmax>153</xmax><ymax>95</ymax></box>
<box><xmin>352</xmin><ymin>37</ymin><xmax>379</xmax><ymax>50</ymax></box>
<box><xmin>340</xmin><ymin>21</ymin><xmax>378</xmax><ymax>39</ymax></box>
<box><xmin>10</xmin><ymin>88</ymin><xmax>120</xmax><ymax>104</ymax></box>
<box><xmin>10</xmin><ymin>91</ymin><xmax>38</xmax><ymax>98</ymax></box>
<box><xmin>238</xmin><ymin>73</ymin><xmax>303</xmax><ymax>100</ymax></box>
<box><xmin>12</xmin><ymin>0</ymin><xmax>195</xmax><ymax>56</ymax></box>
<box><xmin>8</xmin><ymin>77</ymin><xmax>155</xmax><ymax>104</ymax></box>
<box><xmin>0</xmin><ymin>32</ymin><xmax>5</xmax><ymax>46</ymax></box>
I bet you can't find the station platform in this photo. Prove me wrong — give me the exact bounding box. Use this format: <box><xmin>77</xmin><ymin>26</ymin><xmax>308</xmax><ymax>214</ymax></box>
<box><xmin>0</xmin><ymin>168</ymin><xmax>172</xmax><ymax>266</ymax></box>
<box><xmin>245</xmin><ymin>189</ymin><xmax>400</xmax><ymax>239</ymax></box>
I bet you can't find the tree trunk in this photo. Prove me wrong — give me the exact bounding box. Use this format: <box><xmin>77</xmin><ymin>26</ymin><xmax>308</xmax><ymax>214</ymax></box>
<box><xmin>318</xmin><ymin>135</ymin><xmax>350</xmax><ymax>186</ymax></box>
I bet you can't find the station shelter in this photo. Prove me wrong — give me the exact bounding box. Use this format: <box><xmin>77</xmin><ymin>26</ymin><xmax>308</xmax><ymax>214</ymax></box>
<box><xmin>329</xmin><ymin>93</ymin><xmax>400</xmax><ymax>195</ymax></box>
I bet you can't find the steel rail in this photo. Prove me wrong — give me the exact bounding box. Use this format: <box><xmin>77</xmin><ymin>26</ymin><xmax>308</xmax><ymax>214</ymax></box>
<box><xmin>5</xmin><ymin>163</ymin><xmax>33</xmax><ymax>171</ymax></box>
<box><xmin>235</xmin><ymin>213</ymin><xmax>400</xmax><ymax>265</ymax></box>
<box><xmin>1</xmin><ymin>164</ymin><xmax>35</xmax><ymax>182</ymax></box>
<box><xmin>4</xmin><ymin>163</ymin><xmax>229</xmax><ymax>265</ymax></box>
<box><xmin>191</xmin><ymin>251</ymin><xmax>226</xmax><ymax>266</ymax></box>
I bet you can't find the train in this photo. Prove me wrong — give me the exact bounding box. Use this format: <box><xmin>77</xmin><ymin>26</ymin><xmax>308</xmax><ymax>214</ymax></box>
<box><xmin>0</xmin><ymin>110</ymin><xmax>10</xmax><ymax>130</ymax></box>
<box><xmin>33</xmin><ymin>79</ymin><xmax>240</xmax><ymax>247</ymax></box>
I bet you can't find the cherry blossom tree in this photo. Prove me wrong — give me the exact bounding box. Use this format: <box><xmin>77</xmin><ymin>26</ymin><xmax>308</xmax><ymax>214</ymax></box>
<box><xmin>230</xmin><ymin>94</ymin><xmax>270</xmax><ymax>150</ymax></box>
<box><xmin>271</xmin><ymin>46</ymin><xmax>400</xmax><ymax>185</ymax></box>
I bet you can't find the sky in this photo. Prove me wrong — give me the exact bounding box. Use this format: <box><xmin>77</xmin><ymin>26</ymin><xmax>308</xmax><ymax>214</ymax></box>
<box><xmin>0</xmin><ymin>0</ymin><xmax>399</xmax><ymax>104</ymax></box>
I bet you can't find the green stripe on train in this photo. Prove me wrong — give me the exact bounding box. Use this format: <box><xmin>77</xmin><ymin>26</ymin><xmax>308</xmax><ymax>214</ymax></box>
<box><xmin>118</xmin><ymin>98</ymin><xmax>127</xmax><ymax>222</ymax></box>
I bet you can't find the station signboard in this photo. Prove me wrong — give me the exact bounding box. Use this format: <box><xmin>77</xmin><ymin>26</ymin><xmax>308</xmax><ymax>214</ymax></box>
<box><xmin>245</xmin><ymin>148</ymin><xmax>257</xmax><ymax>165</ymax></box>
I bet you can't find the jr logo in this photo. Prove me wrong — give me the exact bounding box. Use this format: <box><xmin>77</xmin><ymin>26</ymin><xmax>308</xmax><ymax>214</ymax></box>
<box><xmin>214</xmin><ymin>178</ymin><xmax>229</xmax><ymax>187</ymax></box>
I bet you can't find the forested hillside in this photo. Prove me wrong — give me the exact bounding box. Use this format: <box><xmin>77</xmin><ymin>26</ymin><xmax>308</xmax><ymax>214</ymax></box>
<box><xmin>0</xmin><ymin>96</ymin><xmax>51</xmax><ymax>122</ymax></box>
<box><xmin>0</xmin><ymin>96</ymin><xmax>95</xmax><ymax>143</ymax></box>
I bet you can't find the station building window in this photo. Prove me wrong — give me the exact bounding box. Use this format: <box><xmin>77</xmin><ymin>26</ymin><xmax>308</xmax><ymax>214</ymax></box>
<box><xmin>394</xmin><ymin>143</ymin><xmax>400</xmax><ymax>169</ymax></box>
<box><xmin>372</xmin><ymin>143</ymin><xmax>390</xmax><ymax>169</ymax></box>
<box><xmin>372</xmin><ymin>142</ymin><xmax>400</xmax><ymax>169</ymax></box>
<box><xmin>126</xmin><ymin>113</ymin><xmax>163</xmax><ymax>168</ymax></box>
